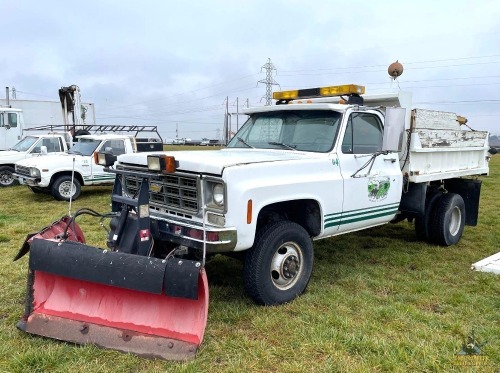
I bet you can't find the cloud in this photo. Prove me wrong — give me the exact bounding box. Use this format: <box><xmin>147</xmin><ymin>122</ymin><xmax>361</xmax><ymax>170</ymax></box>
<box><xmin>3</xmin><ymin>0</ymin><xmax>500</xmax><ymax>137</ymax></box>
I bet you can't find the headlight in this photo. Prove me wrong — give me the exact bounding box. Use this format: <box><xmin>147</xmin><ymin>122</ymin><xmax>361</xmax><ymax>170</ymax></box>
<box><xmin>147</xmin><ymin>156</ymin><xmax>161</xmax><ymax>171</ymax></box>
<box><xmin>147</xmin><ymin>155</ymin><xmax>176</xmax><ymax>173</ymax></box>
<box><xmin>30</xmin><ymin>168</ymin><xmax>41</xmax><ymax>178</ymax></box>
<box><xmin>204</xmin><ymin>179</ymin><xmax>226</xmax><ymax>212</ymax></box>
<box><xmin>213</xmin><ymin>183</ymin><xmax>224</xmax><ymax>206</ymax></box>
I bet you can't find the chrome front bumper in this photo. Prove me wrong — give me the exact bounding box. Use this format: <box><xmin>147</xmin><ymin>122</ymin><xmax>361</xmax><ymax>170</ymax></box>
<box><xmin>150</xmin><ymin>212</ymin><xmax>237</xmax><ymax>253</ymax></box>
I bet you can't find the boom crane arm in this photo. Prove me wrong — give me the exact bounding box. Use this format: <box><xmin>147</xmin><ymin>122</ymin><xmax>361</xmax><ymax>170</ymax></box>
<box><xmin>58</xmin><ymin>85</ymin><xmax>83</xmax><ymax>133</ymax></box>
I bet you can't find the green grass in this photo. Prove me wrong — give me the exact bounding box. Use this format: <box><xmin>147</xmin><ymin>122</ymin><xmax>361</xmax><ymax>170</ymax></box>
<box><xmin>0</xmin><ymin>154</ymin><xmax>498</xmax><ymax>372</ymax></box>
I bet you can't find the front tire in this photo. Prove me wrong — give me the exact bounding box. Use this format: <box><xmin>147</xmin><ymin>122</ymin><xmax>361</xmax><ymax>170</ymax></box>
<box><xmin>51</xmin><ymin>175</ymin><xmax>81</xmax><ymax>201</ymax></box>
<box><xmin>0</xmin><ymin>166</ymin><xmax>17</xmax><ymax>187</ymax></box>
<box><xmin>430</xmin><ymin>193</ymin><xmax>465</xmax><ymax>246</ymax></box>
<box><xmin>244</xmin><ymin>221</ymin><xmax>313</xmax><ymax>305</ymax></box>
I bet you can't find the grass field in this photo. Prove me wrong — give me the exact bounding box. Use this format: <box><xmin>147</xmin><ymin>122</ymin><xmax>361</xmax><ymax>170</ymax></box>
<box><xmin>0</xmin><ymin>153</ymin><xmax>498</xmax><ymax>372</ymax></box>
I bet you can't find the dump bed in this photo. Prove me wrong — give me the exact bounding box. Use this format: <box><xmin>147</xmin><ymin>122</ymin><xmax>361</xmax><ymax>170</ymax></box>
<box><xmin>401</xmin><ymin>109</ymin><xmax>489</xmax><ymax>183</ymax></box>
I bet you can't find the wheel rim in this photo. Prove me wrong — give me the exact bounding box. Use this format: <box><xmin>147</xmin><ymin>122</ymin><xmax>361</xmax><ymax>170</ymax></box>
<box><xmin>0</xmin><ymin>171</ymin><xmax>13</xmax><ymax>186</ymax></box>
<box><xmin>59</xmin><ymin>181</ymin><xmax>76</xmax><ymax>197</ymax></box>
<box><xmin>270</xmin><ymin>241</ymin><xmax>304</xmax><ymax>290</ymax></box>
<box><xmin>449</xmin><ymin>206</ymin><xmax>462</xmax><ymax>236</ymax></box>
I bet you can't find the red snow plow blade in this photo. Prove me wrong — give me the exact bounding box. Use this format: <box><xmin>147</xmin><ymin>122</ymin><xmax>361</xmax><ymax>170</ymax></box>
<box><xmin>16</xmin><ymin>218</ymin><xmax>209</xmax><ymax>361</ymax></box>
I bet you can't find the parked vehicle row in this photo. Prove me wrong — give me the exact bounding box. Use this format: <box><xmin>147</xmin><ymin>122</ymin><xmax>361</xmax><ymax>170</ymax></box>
<box><xmin>1</xmin><ymin>133</ymin><xmax>162</xmax><ymax>200</ymax></box>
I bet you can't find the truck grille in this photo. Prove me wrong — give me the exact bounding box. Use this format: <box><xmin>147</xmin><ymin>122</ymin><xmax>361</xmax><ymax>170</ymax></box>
<box><xmin>123</xmin><ymin>170</ymin><xmax>199</xmax><ymax>213</ymax></box>
<box><xmin>15</xmin><ymin>165</ymin><xmax>30</xmax><ymax>176</ymax></box>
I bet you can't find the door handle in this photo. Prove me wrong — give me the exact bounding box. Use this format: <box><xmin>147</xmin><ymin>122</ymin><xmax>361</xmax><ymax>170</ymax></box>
<box><xmin>384</xmin><ymin>158</ymin><xmax>397</xmax><ymax>163</ymax></box>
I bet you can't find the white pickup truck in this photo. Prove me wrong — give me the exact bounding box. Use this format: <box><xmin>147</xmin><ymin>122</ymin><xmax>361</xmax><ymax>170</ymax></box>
<box><xmin>0</xmin><ymin>133</ymin><xmax>71</xmax><ymax>187</ymax></box>
<box><xmin>14</xmin><ymin>133</ymin><xmax>162</xmax><ymax>201</ymax></box>
<box><xmin>88</xmin><ymin>84</ymin><xmax>495</xmax><ymax>305</ymax></box>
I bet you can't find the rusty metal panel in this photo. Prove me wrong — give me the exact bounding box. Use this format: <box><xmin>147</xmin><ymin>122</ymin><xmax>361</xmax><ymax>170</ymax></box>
<box><xmin>411</xmin><ymin>109</ymin><xmax>461</xmax><ymax>130</ymax></box>
<box><xmin>26</xmin><ymin>314</ymin><xmax>199</xmax><ymax>361</ymax></box>
<box><xmin>416</xmin><ymin>129</ymin><xmax>488</xmax><ymax>148</ymax></box>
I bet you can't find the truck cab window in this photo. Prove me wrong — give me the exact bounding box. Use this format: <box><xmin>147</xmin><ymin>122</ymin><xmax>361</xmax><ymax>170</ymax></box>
<box><xmin>341</xmin><ymin>113</ymin><xmax>383</xmax><ymax>154</ymax></box>
<box><xmin>227</xmin><ymin>110</ymin><xmax>341</xmax><ymax>152</ymax></box>
<box><xmin>101</xmin><ymin>140</ymin><xmax>126</xmax><ymax>155</ymax></box>
<box><xmin>42</xmin><ymin>138</ymin><xmax>62</xmax><ymax>153</ymax></box>
<box><xmin>8</xmin><ymin>113</ymin><xmax>18</xmax><ymax>127</ymax></box>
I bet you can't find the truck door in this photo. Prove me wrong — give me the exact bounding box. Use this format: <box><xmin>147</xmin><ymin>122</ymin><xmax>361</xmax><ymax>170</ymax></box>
<box><xmin>90</xmin><ymin>139</ymin><xmax>126</xmax><ymax>184</ymax></box>
<box><xmin>0</xmin><ymin>112</ymin><xmax>20</xmax><ymax>151</ymax></box>
<box><xmin>337</xmin><ymin>111</ymin><xmax>402</xmax><ymax>233</ymax></box>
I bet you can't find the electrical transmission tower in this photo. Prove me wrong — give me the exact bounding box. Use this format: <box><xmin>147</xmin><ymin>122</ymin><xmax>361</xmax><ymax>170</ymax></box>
<box><xmin>258</xmin><ymin>58</ymin><xmax>280</xmax><ymax>105</ymax></box>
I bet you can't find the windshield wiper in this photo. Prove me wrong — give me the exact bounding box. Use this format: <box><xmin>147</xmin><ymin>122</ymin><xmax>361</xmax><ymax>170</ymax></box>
<box><xmin>68</xmin><ymin>150</ymin><xmax>84</xmax><ymax>155</ymax></box>
<box><xmin>236</xmin><ymin>137</ymin><xmax>254</xmax><ymax>148</ymax></box>
<box><xmin>268</xmin><ymin>141</ymin><xmax>297</xmax><ymax>151</ymax></box>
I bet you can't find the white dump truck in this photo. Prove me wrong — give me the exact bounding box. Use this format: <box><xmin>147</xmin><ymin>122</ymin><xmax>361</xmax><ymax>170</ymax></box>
<box><xmin>15</xmin><ymin>84</ymin><xmax>494</xmax><ymax>360</ymax></box>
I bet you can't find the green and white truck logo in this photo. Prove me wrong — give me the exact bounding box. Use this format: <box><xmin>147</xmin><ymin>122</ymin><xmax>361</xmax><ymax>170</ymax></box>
<box><xmin>368</xmin><ymin>176</ymin><xmax>390</xmax><ymax>201</ymax></box>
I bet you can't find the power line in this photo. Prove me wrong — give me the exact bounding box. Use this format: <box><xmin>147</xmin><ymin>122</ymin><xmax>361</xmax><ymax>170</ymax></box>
<box><xmin>95</xmin><ymin>73</ymin><xmax>260</xmax><ymax>112</ymax></box>
<box><xmin>280</xmin><ymin>54</ymin><xmax>500</xmax><ymax>73</ymax></box>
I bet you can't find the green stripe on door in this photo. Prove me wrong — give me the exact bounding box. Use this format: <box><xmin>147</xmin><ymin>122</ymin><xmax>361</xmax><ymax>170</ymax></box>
<box><xmin>324</xmin><ymin>203</ymin><xmax>399</xmax><ymax>228</ymax></box>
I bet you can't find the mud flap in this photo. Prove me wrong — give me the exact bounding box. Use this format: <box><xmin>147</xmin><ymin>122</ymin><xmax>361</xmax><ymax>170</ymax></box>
<box><xmin>19</xmin><ymin>239</ymin><xmax>209</xmax><ymax>361</ymax></box>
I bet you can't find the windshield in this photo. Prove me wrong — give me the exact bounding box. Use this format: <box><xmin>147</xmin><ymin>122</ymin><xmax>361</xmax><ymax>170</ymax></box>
<box><xmin>68</xmin><ymin>138</ymin><xmax>101</xmax><ymax>156</ymax></box>
<box><xmin>11</xmin><ymin>136</ymin><xmax>38</xmax><ymax>152</ymax></box>
<box><xmin>226</xmin><ymin>110</ymin><xmax>342</xmax><ymax>152</ymax></box>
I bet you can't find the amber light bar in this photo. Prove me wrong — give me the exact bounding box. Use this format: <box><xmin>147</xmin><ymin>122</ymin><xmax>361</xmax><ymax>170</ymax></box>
<box><xmin>273</xmin><ymin>84</ymin><xmax>365</xmax><ymax>101</ymax></box>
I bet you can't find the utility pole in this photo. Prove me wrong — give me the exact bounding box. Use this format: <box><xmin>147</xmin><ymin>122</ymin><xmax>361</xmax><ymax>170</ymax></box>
<box><xmin>235</xmin><ymin>97</ymin><xmax>239</xmax><ymax>131</ymax></box>
<box><xmin>258</xmin><ymin>58</ymin><xmax>280</xmax><ymax>105</ymax></box>
<box><xmin>223</xmin><ymin>96</ymin><xmax>229</xmax><ymax>144</ymax></box>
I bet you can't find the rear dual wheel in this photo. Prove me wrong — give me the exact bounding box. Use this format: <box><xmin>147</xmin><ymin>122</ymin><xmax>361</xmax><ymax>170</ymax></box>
<box><xmin>415</xmin><ymin>192</ymin><xmax>465</xmax><ymax>246</ymax></box>
<box><xmin>431</xmin><ymin>193</ymin><xmax>465</xmax><ymax>246</ymax></box>
<box><xmin>415</xmin><ymin>191</ymin><xmax>443</xmax><ymax>242</ymax></box>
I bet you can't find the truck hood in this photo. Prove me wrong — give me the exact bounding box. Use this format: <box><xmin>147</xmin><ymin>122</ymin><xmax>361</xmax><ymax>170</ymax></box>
<box><xmin>118</xmin><ymin>149</ymin><xmax>322</xmax><ymax>175</ymax></box>
<box><xmin>15</xmin><ymin>153</ymin><xmax>78</xmax><ymax>168</ymax></box>
<box><xmin>0</xmin><ymin>150</ymin><xmax>28</xmax><ymax>161</ymax></box>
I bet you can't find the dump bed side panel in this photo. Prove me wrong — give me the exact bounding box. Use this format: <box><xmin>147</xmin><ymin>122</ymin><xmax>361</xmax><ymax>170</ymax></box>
<box><xmin>402</xmin><ymin>109</ymin><xmax>489</xmax><ymax>182</ymax></box>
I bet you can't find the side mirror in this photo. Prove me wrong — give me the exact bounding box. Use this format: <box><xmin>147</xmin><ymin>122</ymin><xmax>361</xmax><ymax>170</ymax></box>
<box><xmin>382</xmin><ymin>107</ymin><xmax>406</xmax><ymax>152</ymax></box>
<box><xmin>40</xmin><ymin>146</ymin><xmax>48</xmax><ymax>155</ymax></box>
<box><xmin>488</xmin><ymin>147</ymin><xmax>498</xmax><ymax>155</ymax></box>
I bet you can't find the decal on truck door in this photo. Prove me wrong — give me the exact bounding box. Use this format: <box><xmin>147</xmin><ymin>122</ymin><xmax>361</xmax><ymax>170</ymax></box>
<box><xmin>368</xmin><ymin>176</ymin><xmax>390</xmax><ymax>202</ymax></box>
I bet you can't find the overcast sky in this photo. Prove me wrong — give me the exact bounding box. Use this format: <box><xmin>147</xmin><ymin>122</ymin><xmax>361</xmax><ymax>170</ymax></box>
<box><xmin>4</xmin><ymin>0</ymin><xmax>500</xmax><ymax>139</ymax></box>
